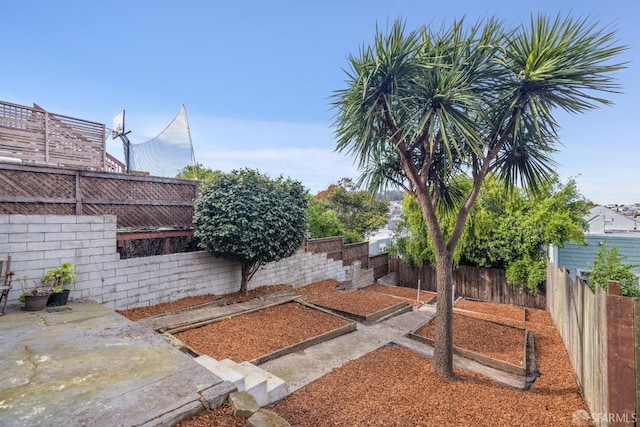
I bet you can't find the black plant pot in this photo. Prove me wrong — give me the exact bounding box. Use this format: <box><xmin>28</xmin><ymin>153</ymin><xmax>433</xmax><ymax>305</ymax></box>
<box><xmin>47</xmin><ymin>289</ymin><xmax>70</xmax><ymax>307</ymax></box>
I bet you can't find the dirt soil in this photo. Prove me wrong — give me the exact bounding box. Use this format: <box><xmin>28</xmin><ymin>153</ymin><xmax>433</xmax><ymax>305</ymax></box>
<box><xmin>414</xmin><ymin>312</ymin><xmax>525</xmax><ymax>366</ymax></box>
<box><xmin>126</xmin><ymin>282</ymin><xmax>589</xmax><ymax>426</ymax></box>
<box><xmin>174</xmin><ymin>301</ymin><xmax>350</xmax><ymax>362</ymax></box>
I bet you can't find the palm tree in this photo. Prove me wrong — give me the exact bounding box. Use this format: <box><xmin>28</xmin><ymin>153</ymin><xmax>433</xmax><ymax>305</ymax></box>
<box><xmin>332</xmin><ymin>15</ymin><xmax>625</xmax><ymax>380</ymax></box>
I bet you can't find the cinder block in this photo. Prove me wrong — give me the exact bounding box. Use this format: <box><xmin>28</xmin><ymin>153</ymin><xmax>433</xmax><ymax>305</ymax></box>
<box><xmin>44</xmin><ymin>231</ymin><xmax>77</xmax><ymax>242</ymax></box>
<box><xmin>116</xmin><ymin>281</ymin><xmax>140</xmax><ymax>293</ymax></box>
<box><xmin>44</xmin><ymin>249</ymin><xmax>74</xmax><ymax>259</ymax></box>
<box><xmin>11</xmin><ymin>215</ymin><xmax>45</xmax><ymax>224</ymax></box>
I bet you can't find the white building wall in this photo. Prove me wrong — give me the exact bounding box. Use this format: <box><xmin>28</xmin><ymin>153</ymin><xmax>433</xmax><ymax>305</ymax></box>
<box><xmin>1</xmin><ymin>215</ymin><xmax>347</xmax><ymax>310</ymax></box>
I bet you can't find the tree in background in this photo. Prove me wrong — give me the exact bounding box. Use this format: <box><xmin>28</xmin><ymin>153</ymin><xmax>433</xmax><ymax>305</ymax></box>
<box><xmin>315</xmin><ymin>178</ymin><xmax>389</xmax><ymax>243</ymax></box>
<box><xmin>332</xmin><ymin>16</ymin><xmax>625</xmax><ymax>379</ymax></box>
<box><xmin>176</xmin><ymin>163</ymin><xmax>221</xmax><ymax>183</ymax></box>
<box><xmin>588</xmin><ymin>243</ymin><xmax>640</xmax><ymax>298</ymax></box>
<box><xmin>395</xmin><ymin>176</ymin><xmax>588</xmax><ymax>294</ymax></box>
<box><xmin>194</xmin><ymin>169</ymin><xmax>307</xmax><ymax>293</ymax></box>
<box><xmin>306</xmin><ymin>196</ymin><xmax>346</xmax><ymax>240</ymax></box>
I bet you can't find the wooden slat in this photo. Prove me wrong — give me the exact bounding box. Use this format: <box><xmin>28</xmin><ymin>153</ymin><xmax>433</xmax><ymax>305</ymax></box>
<box><xmin>0</xmin><ymin>162</ymin><xmax>197</xmax><ymax>229</ymax></box>
<box><xmin>0</xmin><ymin>100</ymin><xmax>106</xmax><ymax>170</ymax></box>
<box><xmin>606</xmin><ymin>294</ymin><xmax>636</xmax><ymax>426</ymax></box>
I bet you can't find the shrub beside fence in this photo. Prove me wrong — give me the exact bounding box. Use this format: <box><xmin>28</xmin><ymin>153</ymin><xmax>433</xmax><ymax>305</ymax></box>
<box><xmin>389</xmin><ymin>258</ymin><xmax>546</xmax><ymax>309</ymax></box>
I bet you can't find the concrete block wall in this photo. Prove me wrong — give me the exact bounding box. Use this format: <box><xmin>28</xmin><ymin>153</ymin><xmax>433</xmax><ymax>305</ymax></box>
<box><xmin>1</xmin><ymin>215</ymin><xmax>348</xmax><ymax>310</ymax></box>
<box><xmin>344</xmin><ymin>261</ymin><xmax>375</xmax><ymax>289</ymax></box>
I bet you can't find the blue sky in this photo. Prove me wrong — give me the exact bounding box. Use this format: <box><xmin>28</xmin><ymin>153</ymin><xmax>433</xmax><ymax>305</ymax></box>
<box><xmin>1</xmin><ymin>1</ymin><xmax>637</xmax><ymax>204</ymax></box>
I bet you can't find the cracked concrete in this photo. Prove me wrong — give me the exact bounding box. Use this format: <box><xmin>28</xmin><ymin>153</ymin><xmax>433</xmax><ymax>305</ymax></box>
<box><xmin>0</xmin><ymin>302</ymin><xmax>226</xmax><ymax>427</ymax></box>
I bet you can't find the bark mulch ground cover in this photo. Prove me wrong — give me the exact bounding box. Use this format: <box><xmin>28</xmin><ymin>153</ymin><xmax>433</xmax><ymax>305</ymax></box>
<box><xmin>125</xmin><ymin>282</ymin><xmax>588</xmax><ymax>426</ymax></box>
<box><xmin>174</xmin><ymin>301</ymin><xmax>350</xmax><ymax>362</ymax></box>
<box><xmin>308</xmin><ymin>289</ymin><xmax>407</xmax><ymax>317</ymax></box>
<box><xmin>363</xmin><ymin>283</ymin><xmax>436</xmax><ymax>306</ymax></box>
<box><xmin>268</xmin><ymin>341</ymin><xmax>588</xmax><ymax>427</ymax></box>
<box><xmin>413</xmin><ymin>312</ymin><xmax>525</xmax><ymax>366</ymax></box>
<box><xmin>116</xmin><ymin>284</ymin><xmax>293</xmax><ymax>321</ymax></box>
<box><xmin>455</xmin><ymin>298</ymin><xmax>526</xmax><ymax>322</ymax></box>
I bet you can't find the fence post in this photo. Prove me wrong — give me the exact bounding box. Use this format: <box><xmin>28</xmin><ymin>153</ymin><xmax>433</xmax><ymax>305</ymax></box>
<box><xmin>75</xmin><ymin>172</ymin><xmax>82</xmax><ymax>215</ymax></box>
<box><xmin>606</xmin><ymin>291</ymin><xmax>636</xmax><ymax>425</ymax></box>
<box><xmin>607</xmin><ymin>280</ymin><xmax>621</xmax><ymax>296</ymax></box>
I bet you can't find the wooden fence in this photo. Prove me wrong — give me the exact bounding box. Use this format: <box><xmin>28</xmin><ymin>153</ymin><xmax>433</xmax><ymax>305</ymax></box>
<box><xmin>0</xmin><ymin>100</ymin><xmax>107</xmax><ymax>171</ymax></box>
<box><xmin>547</xmin><ymin>264</ymin><xmax>639</xmax><ymax>426</ymax></box>
<box><xmin>389</xmin><ymin>258</ymin><xmax>547</xmax><ymax>309</ymax></box>
<box><xmin>369</xmin><ymin>253</ymin><xmax>389</xmax><ymax>279</ymax></box>
<box><xmin>305</xmin><ymin>236</ymin><xmax>392</xmax><ymax>279</ymax></box>
<box><xmin>305</xmin><ymin>236</ymin><xmax>370</xmax><ymax>268</ymax></box>
<box><xmin>0</xmin><ymin>162</ymin><xmax>198</xmax><ymax>229</ymax></box>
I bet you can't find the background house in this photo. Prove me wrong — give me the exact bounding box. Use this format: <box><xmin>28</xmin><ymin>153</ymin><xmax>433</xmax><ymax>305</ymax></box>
<box><xmin>549</xmin><ymin>205</ymin><xmax>640</xmax><ymax>279</ymax></box>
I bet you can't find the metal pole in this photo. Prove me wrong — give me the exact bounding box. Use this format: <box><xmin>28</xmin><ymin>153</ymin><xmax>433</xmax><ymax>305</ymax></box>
<box><xmin>452</xmin><ymin>284</ymin><xmax>456</xmax><ymax>307</ymax></box>
<box><xmin>118</xmin><ymin>132</ymin><xmax>132</xmax><ymax>173</ymax></box>
<box><xmin>417</xmin><ymin>279</ymin><xmax>421</xmax><ymax>302</ymax></box>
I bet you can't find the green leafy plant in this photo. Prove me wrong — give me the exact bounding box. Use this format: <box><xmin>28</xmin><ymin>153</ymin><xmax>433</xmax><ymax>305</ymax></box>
<box><xmin>17</xmin><ymin>275</ymin><xmax>49</xmax><ymax>302</ymax></box>
<box><xmin>588</xmin><ymin>243</ymin><xmax>640</xmax><ymax>298</ymax></box>
<box><xmin>194</xmin><ymin>169</ymin><xmax>307</xmax><ymax>293</ymax></box>
<box><xmin>42</xmin><ymin>262</ymin><xmax>75</xmax><ymax>292</ymax></box>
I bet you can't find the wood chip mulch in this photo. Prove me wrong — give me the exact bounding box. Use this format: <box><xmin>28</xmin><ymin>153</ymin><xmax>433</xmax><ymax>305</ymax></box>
<box><xmin>175</xmin><ymin>402</ymin><xmax>243</xmax><ymax>427</ymax></box>
<box><xmin>455</xmin><ymin>298</ymin><xmax>526</xmax><ymax>322</ymax></box>
<box><xmin>414</xmin><ymin>312</ymin><xmax>525</xmax><ymax>366</ymax></box>
<box><xmin>363</xmin><ymin>283</ymin><xmax>436</xmax><ymax>306</ymax></box>
<box><xmin>116</xmin><ymin>284</ymin><xmax>293</xmax><ymax>321</ymax></box>
<box><xmin>125</xmin><ymin>281</ymin><xmax>589</xmax><ymax>426</ymax></box>
<box><xmin>308</xmin><ymin>289</ymin><xmax>406</xmax><ymax>316</ymax></box>
<box><xmin>269</xmin><ymin>342</ymin><xmax>588</xmax><ymax>427</ymax></box>
<box><xmin>116</xmin><ymin>295</ymin><xmax>222</xmax><ymax>321</ymax></box>
<box><xmin>174</xmin><ymin>301</ymin><xmax>350</xmax><ymax>362</ymax></box>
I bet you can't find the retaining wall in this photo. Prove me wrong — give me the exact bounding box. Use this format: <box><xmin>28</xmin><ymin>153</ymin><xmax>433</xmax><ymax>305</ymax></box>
<box><xmin>1</xmin><ymin>215</ymin><xmax>347</xmax><ymax>310</ymax></box>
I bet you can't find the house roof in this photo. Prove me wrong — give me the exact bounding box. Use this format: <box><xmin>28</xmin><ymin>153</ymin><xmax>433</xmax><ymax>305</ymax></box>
<box><xmin>586</xmin><ymin>206</ymin><xmax>640</xmax><ymax>235</ymax></box>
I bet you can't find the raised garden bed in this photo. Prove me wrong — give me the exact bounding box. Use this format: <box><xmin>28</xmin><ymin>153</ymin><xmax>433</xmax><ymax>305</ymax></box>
<box><xmin>173</xmin><ymin>301</ymin><xmax>356</xmax><ymax>363</ymax></box>
<box><xmin>117</xmin><ymin>284</ymin><xmax>295</xmax><ymax>321</ymax></box>
<box><xmin>409</xmin><ymin>312</ymin><xmax>528</xmax><ymax>376</ymax></box>
<box><xmin>307</xmin><ymin>290</ymin><xmax>413</xmax><ymax>324</ymax></box>
<box><xmin>361</xmin><ymin>283</ymin><xmax>436</xmax><ymax>306</ymax></box>
<box><xmin>455</xmin><ymin>298</ymin><xmax>527</xmax><ymax>322</ymax></box>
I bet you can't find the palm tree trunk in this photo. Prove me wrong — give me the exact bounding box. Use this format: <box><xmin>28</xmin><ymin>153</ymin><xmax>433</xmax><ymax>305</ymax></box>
<box><xmin>432</xmin><ymin>250</ymin><xmax>457</xmax><ymax>381</ymax></box>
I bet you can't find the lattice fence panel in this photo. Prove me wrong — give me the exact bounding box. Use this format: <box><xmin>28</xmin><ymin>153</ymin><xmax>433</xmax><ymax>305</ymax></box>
<box><xmin>81</xmin><ymin>176</ymin><xmax>196</xmax><ymax>203</ymax></box>
<box><xmin>0</xmin><ymin>203</ymin><xmax>74</xmax><ymax>215</ymax></box>
<box><xmin>82</xmin><ymin>204</ymin><xmax>194</xmax><ymax>229</ymax></box>
<box><xmin>0</xmin><ymin>168</ymin><xmax>75</xmax><ymax>198</ymax></box>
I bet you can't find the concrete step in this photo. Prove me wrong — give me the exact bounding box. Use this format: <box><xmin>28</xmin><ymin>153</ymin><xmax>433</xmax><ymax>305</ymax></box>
<box><xmin>194</xmin><ymin>355</ymin><xmax>244</xmax><ymax>392</ymax></box>
<box><xmin>240</xmin><ymin>361</ymin><xmax>288</xmax><ymax>404</ymax></box>
<box><xmin>220</xmin><ymin>359</ymin><xmax>269</xmax><ymax>406</ymax></box>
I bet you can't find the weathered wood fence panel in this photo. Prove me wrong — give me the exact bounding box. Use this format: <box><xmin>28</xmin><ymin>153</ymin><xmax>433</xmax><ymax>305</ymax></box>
<box><xmin>0</xmin><ymin>163</ymin><xmax>197</xmax><ymax>229</ymax></box>
<box><xmin>342</xmin><ymin>242</ymin><xmax>369</xmax><ymax>268</ymax></box>
<box><xmin>547</xmin><ymin>264</ymin><xmax>639</xmax><ymax>426</ymax></box>
<box><xmin>305</xmin><ymin>237</ymin><xmax>343</xmax><ymax>262</ymax></box>
<box><xmin>369</xmin><ymin>253</ymin><xmax>389</xmax><ymax>279</ymax></box>
<box><xmin>389</xmin><ymin>258</ymin><xmax>546</xmax><ymax>309</ymax></box>
<box><xmin>305</xmin><ymin>237</ymin><xmax>386</xmax><ymax>277</ymax></box>
<box><xmin>0</xmin><ymin>100</ymin><xmax>106</xmax><ymax>171</ymax></box>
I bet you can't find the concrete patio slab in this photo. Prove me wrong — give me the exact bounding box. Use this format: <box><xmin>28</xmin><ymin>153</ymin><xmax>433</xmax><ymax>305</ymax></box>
<box><xmin>0</xmin><ymin>302</ymin><xmax>226</xmax><ymax>427</ymax></box>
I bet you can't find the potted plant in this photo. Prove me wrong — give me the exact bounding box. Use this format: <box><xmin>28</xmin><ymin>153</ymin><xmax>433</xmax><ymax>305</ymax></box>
<box><xmin>42</xmin><ymin>262</ymin><xmax>75</xmax><ymax>307</ymax></box>
<box><xmin>18</xmin><ymin>276</ymin><xmax>51</xmax><ymax>311</ymax></box>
